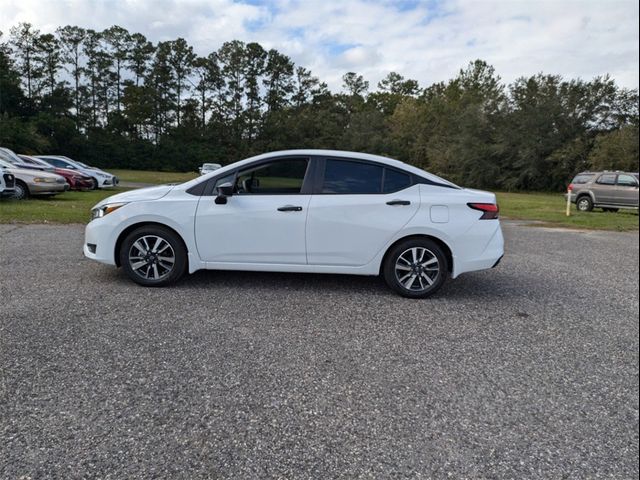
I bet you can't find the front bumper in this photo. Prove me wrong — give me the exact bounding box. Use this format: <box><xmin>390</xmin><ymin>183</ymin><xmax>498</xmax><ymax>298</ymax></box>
<box><xmin>29</xmin><ymin>182</ymin><xmax>68</xmax><ymax>195</ymax></box>
<box><xmin>72</xmin><ymin>178</ymin><xmax>94</xmax><ymax>190</ymax></box>
<box><xmin>84</xmin><ymin>217</ymin><xmax>118</xmax><ymax>266</ymax></box>
<box><xmin>97</xmin><ymin>177</ymin><xmax>117</xmax><ymax>188</ymax></box>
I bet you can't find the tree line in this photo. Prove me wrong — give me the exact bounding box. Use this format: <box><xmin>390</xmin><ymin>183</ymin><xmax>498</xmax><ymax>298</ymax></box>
<box><xmin>0</xmin><ymin>23</ymin><xmax>638</xmax><ymax>191</ymax></box>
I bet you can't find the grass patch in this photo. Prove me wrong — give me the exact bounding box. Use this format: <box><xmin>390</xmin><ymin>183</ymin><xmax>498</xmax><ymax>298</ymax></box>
<box><xmin>1</xmin><ymin>177</ymin><xmax>637</xmax><ymax>230</ymax></box>
<box><xmin>110</xmin><ymin>169</ymin><xmax>198</xmax><ymax>185</ymax></box>
<box><xmin>0</xmin><ymin>188</ymin><xmax>129</xmax><ymax>224</ymax></box>
<box><xmin>497</xmin><ymin>191</ymin><xmax>638</xmax><ymax>231</ymax></box>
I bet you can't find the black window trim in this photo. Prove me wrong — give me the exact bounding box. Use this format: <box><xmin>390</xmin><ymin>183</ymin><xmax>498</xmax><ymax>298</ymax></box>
<box><xmin>187</xmin><ymin>154</ymin><xmax>458</xmax><ymax>197</ymax></box>
<box><xmin>189</xmin><ymin>155</ymin><xmax>315</xmax><ymax>197</ymax></box>
<box><xmin>313</xmin><ymin>156</ymin><xmax>457</xmax><ymax>195</ymax></box>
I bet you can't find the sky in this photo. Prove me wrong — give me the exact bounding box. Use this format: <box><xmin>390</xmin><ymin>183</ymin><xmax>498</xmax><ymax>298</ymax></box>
<box><xmin>0</xmin><ymin>0</ymin><xmax>638</xmax><ymax>91</ymax></box>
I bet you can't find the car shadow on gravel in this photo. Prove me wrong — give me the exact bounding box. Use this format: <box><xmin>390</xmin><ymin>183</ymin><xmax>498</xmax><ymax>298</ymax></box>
<box><xmin>95</xmin><ymin>262</ymin><xmax>539</xmax><ymax>302</ymax></box>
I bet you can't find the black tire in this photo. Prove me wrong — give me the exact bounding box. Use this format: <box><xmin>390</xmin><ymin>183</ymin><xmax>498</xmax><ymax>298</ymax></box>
<box><xmin>119</xmin><ymin>225</ymin><xmax>187</xmax><ymax>287</ymax></box>
<box><xmin>382</xmin><ymin>238</ymin><xmax>448</xmax><ymax>298</ymax></box>
<box><xmin>12</xmin><ymin>180</ymin><xmax>29</xmax><ymax>200</ymax></box>
<box><xmin>91</xmin><ymin>178</ymin><xmax>99</xmax><ymax>190</ymax></box>
<box><xmin>576</xmin><ymin>196</ymin><xmax>593</xmax><ymax>212</ymax></box>
<box><xmin>603</xmin><ymin>208</ymin><xmax>619</xmax><ymax>213</ymax></box>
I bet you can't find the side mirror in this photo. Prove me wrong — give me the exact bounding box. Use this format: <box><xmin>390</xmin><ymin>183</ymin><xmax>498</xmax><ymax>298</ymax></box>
<box><xmin>215</xmin><ymin>182</ymin><xmax>234</xmax><ymax>204</ymax></box>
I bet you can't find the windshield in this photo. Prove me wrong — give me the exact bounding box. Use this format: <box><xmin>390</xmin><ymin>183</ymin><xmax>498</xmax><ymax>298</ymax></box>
<box><xmin>0</xmin><ymin>158</ymin><xmax>16</xmax><ymax>169</ymax></box>
<box><xmin>0</xmin><ymin>148</ymin><xmax>23</xmax><ymax>163</ymax></box>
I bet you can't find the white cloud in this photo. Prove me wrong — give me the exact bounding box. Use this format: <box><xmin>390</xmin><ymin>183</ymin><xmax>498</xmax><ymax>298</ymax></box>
<box><xmin>0</xmin><ymin>0</ymin><xmax>637</xmax><ymax>90</ymax></box>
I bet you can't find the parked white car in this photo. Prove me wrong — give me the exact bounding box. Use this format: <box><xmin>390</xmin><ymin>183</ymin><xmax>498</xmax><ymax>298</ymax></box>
<box><xmin>1</xmin><ymin>165</ymin><xmax>16</xmax><ymax>198</ymax></box>
<box><xmin>199</xmin><ymin>163</ymin><xmax>222</xmax><ymax>175</ymax></box>
<box><xmin>84</xmin><ymin>150</ymin><xmax>504</xmax><ymax>297</ymax></box>
<box><xmin>36</xmin><ymin>155</ymin><xmax>118</xmax><ymax>189</ymax></box>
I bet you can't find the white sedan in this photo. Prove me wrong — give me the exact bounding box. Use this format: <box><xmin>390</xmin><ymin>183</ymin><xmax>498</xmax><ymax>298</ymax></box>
<box><xmin>84</xmin><ymin>150</ymin><xmax>504</xmax><ymax>298</ymax></box>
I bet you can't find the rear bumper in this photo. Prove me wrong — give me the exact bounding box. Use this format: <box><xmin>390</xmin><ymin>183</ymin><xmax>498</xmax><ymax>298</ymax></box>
<box><xmin>452</xmin><ymin>221</ymin><xmax>504</xmax><ymax>278</ymax></box>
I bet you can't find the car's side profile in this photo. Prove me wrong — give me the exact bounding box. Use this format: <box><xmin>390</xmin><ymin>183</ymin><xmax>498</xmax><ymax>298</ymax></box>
<box><xmin>568</xmin><ymin>171</ymin><xmax>639</xmax><ymax>212</ymax></box>
<box><xmin>84</xmin><ymin>150</ymin><xmax>504</xmax><ymax>298</ymax></box>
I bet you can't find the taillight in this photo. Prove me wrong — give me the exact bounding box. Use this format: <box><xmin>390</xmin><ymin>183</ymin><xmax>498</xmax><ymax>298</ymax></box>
<box><xmin>568</xmin><ymin>184</ymin><xmax>574</xmax><ymax>191</ymax></box>
<box><xmin>468</xmin><ymin>202</ymin><xmax>499</xmax><ymax>219</ymax></box>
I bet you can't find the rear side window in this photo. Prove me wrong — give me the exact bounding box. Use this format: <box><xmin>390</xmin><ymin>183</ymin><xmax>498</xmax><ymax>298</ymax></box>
<box><xmin>617</xmin><ymin>174</ymin><xmax>638</xmax><ymax>187</ymax></box>
<box><xmin>571</xmin><ymin>174</ymin><xmax>594</xmax><ymax>184</ymax></box>
<box><xmin>383</xmin><ymin>169</ymin><xmax>411</xmax><ymax>193</ymax></box>
<box><xmin>596</xmin><ymin>174</ymin><xmax>616</xmax><ymax>185</ymax></box>
<box><xmin>322</xmin><ymin>159</ymin><xmax>383</xmax><ymax>194</ymax></box>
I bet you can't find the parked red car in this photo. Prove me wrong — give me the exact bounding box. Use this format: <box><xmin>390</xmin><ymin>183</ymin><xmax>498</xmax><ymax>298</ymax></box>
<box><xmin>18</xmin><ymin>155</ymin><xmax>94</xmax><ymax>190</ymax></box>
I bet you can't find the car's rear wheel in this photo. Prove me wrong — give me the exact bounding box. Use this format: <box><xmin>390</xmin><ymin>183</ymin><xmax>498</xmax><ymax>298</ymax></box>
<box><xmin>576</xmin><ymin>196</ymin><xmax>593</xmax><ymax>212</ymax></box>
<box><xmin>119</xmin><ymin>226</ymin><xmax>187</xmax><ymax>287</ymax></box>
<box><xmin>12</xmin><ymin>180</ymin><xmax>29</xmax><ymax>200</ymax></box>
<box><xmin>383</xmin><ymin>238</ymin><xmax>448</xmax><ymax>298</ymax></box>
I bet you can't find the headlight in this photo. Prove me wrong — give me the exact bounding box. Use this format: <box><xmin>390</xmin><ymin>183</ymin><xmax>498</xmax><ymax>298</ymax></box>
<box><xmin>90</xmin><ymin>202</ymin><xmax>128</xmax><ymax>220</ymax></box>
<box><xmin>33</xmin><ymin>177</ymin><xmax>56</xmax><ymax>183</ymax></box>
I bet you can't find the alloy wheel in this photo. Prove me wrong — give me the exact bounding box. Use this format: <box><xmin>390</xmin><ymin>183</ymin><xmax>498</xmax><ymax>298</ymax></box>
<box><xmin>13</xmin><ymin>183</ymin><xmax>27</xmax><ymax>200</ymax></box>
<box><xmin>394</xmin><ymin>247</ymin><xmax>440</xmax><ymax>292</ymax></box>
<box><xmin>128</xmin><ymin>235</ymin><xmax>176</xmax><ymax>281</ymax></box>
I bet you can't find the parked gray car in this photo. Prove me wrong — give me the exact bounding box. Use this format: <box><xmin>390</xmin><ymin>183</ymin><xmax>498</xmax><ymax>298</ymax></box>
<box><xmin>568</xmin><ymin>171</ymin><xmax>639</xmax><ymax>212</ymax></box>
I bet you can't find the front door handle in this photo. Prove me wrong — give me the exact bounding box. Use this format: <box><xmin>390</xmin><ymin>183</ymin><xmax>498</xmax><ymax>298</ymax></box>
<box><xmin>386</xmin><ymin>200</ymin><xmax>411</xmax><ymax>206</ymax></box>
<box><xmin>277</xmin><ymin>205</ymin><xmax>303</xmax><ymax>212</ymax></box>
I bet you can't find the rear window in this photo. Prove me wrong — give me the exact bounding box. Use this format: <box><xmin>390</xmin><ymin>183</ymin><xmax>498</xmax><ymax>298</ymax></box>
<box><xmin>571</xmin><ymin>174</ymin><xmax>594</xmax><ymax>184</ymax></box>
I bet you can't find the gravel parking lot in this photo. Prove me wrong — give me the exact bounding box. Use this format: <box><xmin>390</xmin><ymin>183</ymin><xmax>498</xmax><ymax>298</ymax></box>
<box><xmin>1</xmin><ymin>223</ymin><xmax>638</xmax><ymax>479</ymax></box>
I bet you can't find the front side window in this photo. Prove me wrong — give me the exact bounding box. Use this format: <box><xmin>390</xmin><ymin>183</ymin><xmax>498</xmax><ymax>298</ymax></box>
<box><xmin>322</xmin><ymin>159</ymin><xmax>383</xmax><ymax>194</ymax></box>
<box><xmin>214</xmin><ymin>173</ymin><xmax>235</xmax><ymax>190</ymax></box>
<box><xmin>596</xmin><ymin>174</ymin><xmax>616</xmax><ymax>185</ymax></box>
<box><xmin>617</xmin><ymin>174</ymin><xmax>638</xmax><ymax>187</ymax></box>
<box><xmin>236</xmin><ymin>158</ymin><xmax>308</xmax><ymax>194</ymax></box>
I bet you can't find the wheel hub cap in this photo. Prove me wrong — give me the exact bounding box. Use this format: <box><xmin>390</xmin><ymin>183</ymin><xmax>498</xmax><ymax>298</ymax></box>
<box><xmin>128</xmin><ymin>235</ymin><xmax>175</xmax><ymax>280</ymax></box>
<box><xmin>395</xmin><ymin>247</ymin><xmax>440</xmax><ymax>292</ymax></box>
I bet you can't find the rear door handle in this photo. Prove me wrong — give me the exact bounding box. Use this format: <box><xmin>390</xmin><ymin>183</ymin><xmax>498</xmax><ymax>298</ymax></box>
<box><xmin>386</xmin><ymin>200</ymin><xmax>411</xmax><ymax>206</ymax></box>
<box><xmin>277</xmin><ymin>205</ymin><xmax>303</xmax><ymax>212</ymax></box>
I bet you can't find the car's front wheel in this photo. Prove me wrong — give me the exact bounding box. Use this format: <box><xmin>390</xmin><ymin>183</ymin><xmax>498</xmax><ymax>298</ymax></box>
<box><xmin>383</xmin><ymin>238</ymin><xmax>448</xmax><ymax>298</ymax></box>
<box><xmin>576</xmin><ymin>196</ymin><xmax>593</xmax><ymax>212</ymax></box>
<box><xmin>12</xmin><ymin>180</ymin><xmax>29</xmax><ymax>200</ymax></box>
<box><xmin>119</xmin><ymin>226</ymin><xmax>187</xmax><ymax>287</ymax></box>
